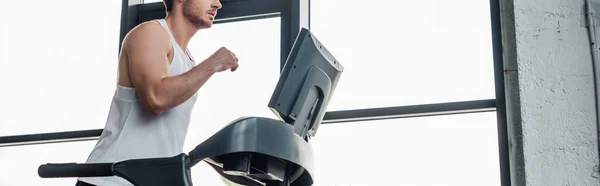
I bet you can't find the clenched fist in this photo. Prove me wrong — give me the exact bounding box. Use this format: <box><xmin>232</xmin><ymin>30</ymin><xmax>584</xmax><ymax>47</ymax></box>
<box><xmin>205</xmin><ymin>47</ymin><xmax>239</xmax><ymax>72</ymax></box>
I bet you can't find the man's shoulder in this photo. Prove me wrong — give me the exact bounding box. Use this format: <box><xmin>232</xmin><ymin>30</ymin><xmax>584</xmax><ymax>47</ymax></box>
<box><xmin>131</xmin><ymin>19</ymin><xmax>164</xmax><ymax>33</ymax></box>
<box><xmin>123</xmin><ymin>19</ymin><xmax>170</xmax><ymax>48</ymax></box>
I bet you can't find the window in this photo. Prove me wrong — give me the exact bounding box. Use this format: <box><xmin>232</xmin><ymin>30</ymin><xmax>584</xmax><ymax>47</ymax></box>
<box><xmin>0</xmin><ymin>141</ymin><xmax>96</xmax><ymax>186</ymax></box>
<box><xmin>0</xmin><ymin>0</ymin><xmax>505</xmax><ymax>185</ymax></box>
<box><xmin>311</xmin><ymin>112</ymin><xmax>501</xmax><ymax>186</ymax></box>
<box><xmin>310</xmin><ymin>0</ymin><xmax>495</xmax><ymax>110</ymax></box>
<box><xmin>0</xmin><ymin>0</ymin><xmax>122</xmax><ymax>136</ymax></box>
<box><xmin>180</xmin><ymin>17</ymin><xmax>281</xmax><ymax>184</ymax></box>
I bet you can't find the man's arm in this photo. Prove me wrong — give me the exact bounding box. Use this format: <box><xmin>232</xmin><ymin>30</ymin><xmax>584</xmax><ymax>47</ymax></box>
<box><xmin>124</xmin><ymin>22</ymin><xmax>238</xmax><ymax>115</ymax></box>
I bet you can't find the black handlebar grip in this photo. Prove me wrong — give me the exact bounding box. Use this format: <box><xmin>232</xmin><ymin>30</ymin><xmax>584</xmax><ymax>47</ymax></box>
<box><xmin>38</xmin><ymin>163</ymin><xmax>114</xmax><ymax>178</ymax></box>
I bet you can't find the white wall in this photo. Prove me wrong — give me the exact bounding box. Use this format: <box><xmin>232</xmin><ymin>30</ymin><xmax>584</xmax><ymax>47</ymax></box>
<box><xmin>506</xmin><ymin>0</ymin><xmax>600</xmax><ymax>185</ymax></box>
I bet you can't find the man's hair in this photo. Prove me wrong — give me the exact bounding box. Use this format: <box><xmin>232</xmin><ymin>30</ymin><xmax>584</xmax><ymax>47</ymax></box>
<box><xmin>163</xmin><ymin>0</ymin><xmax>173</xmax><ymax>12</ymax></box>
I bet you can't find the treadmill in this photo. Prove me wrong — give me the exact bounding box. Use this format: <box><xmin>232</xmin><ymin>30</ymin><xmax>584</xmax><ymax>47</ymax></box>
<box><xmin>38</xmin><ymin>27</ymin><xmax>344</xmax><ymax>186</ymax></box>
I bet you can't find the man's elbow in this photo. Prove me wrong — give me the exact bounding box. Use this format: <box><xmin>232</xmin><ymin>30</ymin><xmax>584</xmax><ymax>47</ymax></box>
<box><xmin>147</xmin><ymin>106</ymin><xmax>164</xmax><ymax>116</ymax></box>
<box><xmin>145</xmin><ymin>96</ymin><xmax>167</xmax><ymax>116</ymax></box>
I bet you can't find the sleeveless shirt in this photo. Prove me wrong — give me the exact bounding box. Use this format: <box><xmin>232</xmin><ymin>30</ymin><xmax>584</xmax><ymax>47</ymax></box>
<box><xmin>78</xmin><ymin>19</ymin><xmax>198</xmax><ymax>186</ymax></box>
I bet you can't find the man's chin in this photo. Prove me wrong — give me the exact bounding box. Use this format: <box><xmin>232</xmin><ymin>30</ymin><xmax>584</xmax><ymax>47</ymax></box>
<box><xmin>198</xmin><ymin>22</ymin><xmax>213</xmax><ymax>29</ymax></box>
<box><xmin>202</xmin><ymin>20</ymin><xmax>214</xmax><ymax>29</ymax></box>
<box><xmin>189</xmin><ymin>19</ymin><xmax>213</xmax><ymax>29</ymax></box>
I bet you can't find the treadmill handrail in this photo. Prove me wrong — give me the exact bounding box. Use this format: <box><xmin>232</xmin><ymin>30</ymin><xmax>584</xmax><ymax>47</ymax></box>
<box><xmin>38</xmin><ymin>162</ymin><xmax>114</xmax><ymax>178</ymax></box>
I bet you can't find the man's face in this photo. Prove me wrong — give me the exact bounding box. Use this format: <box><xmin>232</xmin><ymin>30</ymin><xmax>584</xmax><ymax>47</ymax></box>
<box><xmin>183</xmin><ymin>0</ymin><xmax>222</xmax><ymax>28</ymax></box>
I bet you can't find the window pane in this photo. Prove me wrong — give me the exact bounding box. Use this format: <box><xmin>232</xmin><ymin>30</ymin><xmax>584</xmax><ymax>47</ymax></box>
<box><xmin>311</xmin><ymin>0</ymin><xmax>495</xmax><ymax>110</ymax></box>
<box><xmin>311</xmin><ymin>112</ymin><xmax>500</xmax><ymax>186</ymax></box>
<box><xmin>144</xmin><ymin>0</ymin><xmax>163</xmax><ymax>3</ymax></box>
<box><xmin>0</xmin><ymin>141</ymin><xmax>97</xmax><ymax>186</ymax></box>
<box><xmin>0</xmin><ymin>1</ymin><xmax>122</xmax><ymax>135</ymax></box>
<box><xmin>182</xmin><ymin>17</ymin><xmax>281</xmax><ymax>184</ymax></box>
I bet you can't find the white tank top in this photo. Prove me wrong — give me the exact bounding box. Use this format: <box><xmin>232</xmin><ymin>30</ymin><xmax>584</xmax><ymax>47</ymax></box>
<box><xmin>78</xmin><ymin>19</ymin><xmax>198</xmax><ymax>186</ymax></box>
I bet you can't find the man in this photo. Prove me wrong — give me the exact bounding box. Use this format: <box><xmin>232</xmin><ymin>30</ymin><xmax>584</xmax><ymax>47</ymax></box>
<box><xmin>76</xmin><ymin>0</ymin><xmax>238</xmax><ymax>185</ymax></box>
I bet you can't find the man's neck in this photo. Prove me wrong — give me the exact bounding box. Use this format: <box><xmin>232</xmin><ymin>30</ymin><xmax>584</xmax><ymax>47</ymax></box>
<box><xmin>164</xmin><ymin>14</ymin><xmax>199</xmax><ymax>51</ymax></box>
